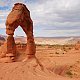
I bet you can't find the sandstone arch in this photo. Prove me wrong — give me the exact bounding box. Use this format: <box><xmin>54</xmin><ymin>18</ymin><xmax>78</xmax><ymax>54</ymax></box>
<box><xmin>5</xmin><ymin>3</ymin><xmax>36</xmax><ymax>62</ymax></box>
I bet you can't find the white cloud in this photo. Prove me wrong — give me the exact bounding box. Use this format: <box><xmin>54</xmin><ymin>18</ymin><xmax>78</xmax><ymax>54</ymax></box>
<box><xmin>35</xmin><ymin>29</ymin><xmax>80</xmax><ymax>37</ymax></box>
<box><xmin>0</xmin><ymin>0</ymin><xmax>80</xmax><ymax>37</ymax></box>
<box><xmin>0</xmin><ymin>11</ymin><xmax>10</xmax><ymax>28</ymax></box>
<box><xmin>0</xmin><ymin>0</ymin><xmax>8</xmax><ymax>7</ymax></box>
<box><xmin>0</xmin><ymin>23</ymin><xmax>5</xmax><ymax>28</ymax></box>
<box><xmin>27</xmin><ymin>0</ymin><xmax>80</xmax><ymax>29</ymax></box>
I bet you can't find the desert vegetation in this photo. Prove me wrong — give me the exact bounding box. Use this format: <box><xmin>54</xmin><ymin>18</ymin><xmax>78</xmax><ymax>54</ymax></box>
<box><xmin>0</xmin><ymin>37</ymin><xmax>80</xmax><ymax>80</ymax></box>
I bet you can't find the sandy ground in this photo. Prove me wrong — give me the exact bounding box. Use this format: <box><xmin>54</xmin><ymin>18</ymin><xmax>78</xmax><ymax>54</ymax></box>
<box><xmin>0</xmin><ymin>38</ymin><xmax>80</xmax><ymax>80</ymax></box>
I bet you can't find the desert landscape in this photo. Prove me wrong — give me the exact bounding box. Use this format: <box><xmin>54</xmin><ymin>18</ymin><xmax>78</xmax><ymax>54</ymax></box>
<box><xmin>0</xmin><ymin>1</ymin><xmax>80</xmax><ymax>80</ymax></box>
<box><xmin>0</xmin><ymin>35</ymin><xmax>80</xmax><ymax>80</ymax></box>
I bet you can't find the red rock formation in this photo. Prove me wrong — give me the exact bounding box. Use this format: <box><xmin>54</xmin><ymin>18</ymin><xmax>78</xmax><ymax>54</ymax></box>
<box><xmin>6</xmin><ymin>35</ymin><xmax>16</xmax><ymax>57</ymax></box>
<box><xmin>0</xmin><ymin>3</ymin><xmax>36</xmax><ymax>62</ymax></box>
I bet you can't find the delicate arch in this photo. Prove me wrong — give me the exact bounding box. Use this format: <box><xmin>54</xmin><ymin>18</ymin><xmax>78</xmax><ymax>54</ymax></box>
<box><xmin>5</xmin><ymin>3</ymin><xmax>36</xmax><ymax>62</ymax></box>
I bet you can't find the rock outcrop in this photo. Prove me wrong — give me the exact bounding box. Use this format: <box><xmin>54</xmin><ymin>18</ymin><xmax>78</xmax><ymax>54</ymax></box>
<box><xmin>0</xmin><ymin>3</ymin><xmax>36</xmax><ymax>62</ymax></box>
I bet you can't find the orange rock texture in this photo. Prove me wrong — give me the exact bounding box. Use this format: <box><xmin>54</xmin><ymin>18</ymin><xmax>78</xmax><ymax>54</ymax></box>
<box><xmin>0</xmin><ymin>3</ymin><xmax>36</xmax><ymax>62</ymax></box>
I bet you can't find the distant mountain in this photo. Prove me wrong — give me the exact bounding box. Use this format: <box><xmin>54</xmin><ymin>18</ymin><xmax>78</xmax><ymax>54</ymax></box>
<box><xmin>61</xmin><ymin>37</ymin><xmax>80</xmax><ymax>45</ymax></box>
<box><xmin>35</xmin><ymin>37</ymin><xmax>80</xmax><ymax>45</ymax></box>
<box><xmin>0</xmin><ymin>34</ymin><xmax>5</xmax><ymax>41</ymax></box>
<box><xmin>14</xmin><ymin>36</ymin><xmax>26</xmax><ymax>43</ymax></box>
<box><xmin>14</xmin><ymin>36</ymin><xmax>80</xmax><ymax>45</ymax></box>
<box><xmin>0</xmin><ymin>35</ymin><xmax>80</xmax><ymax>45</ymax></box>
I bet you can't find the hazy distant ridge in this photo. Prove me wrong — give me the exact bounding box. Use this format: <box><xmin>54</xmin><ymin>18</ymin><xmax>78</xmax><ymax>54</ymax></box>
<box><xmin>0</xmin><ymin>35</ymin><xmax>80</xmax><ymax>45</ymax></box>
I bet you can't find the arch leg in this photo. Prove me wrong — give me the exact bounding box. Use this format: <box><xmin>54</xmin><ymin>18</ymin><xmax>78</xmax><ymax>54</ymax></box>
<box><xmin>20</xmin><ymin>22</ymin><xmax>36</xmax><ymax>60</ymax></box>
<box><xmin>5</xmin><ymin>24</ymin><xmax>18</xmax><ymax>62</ymax></box>
<box><xmin>26</xmin><ymin>27</ymin><xmax>36</xmax><ymax>58</ymax></box>
<box><xmin>6</xmin><ymin>35</ymin><xmax>16</xmax><ymax>59</ymax></box>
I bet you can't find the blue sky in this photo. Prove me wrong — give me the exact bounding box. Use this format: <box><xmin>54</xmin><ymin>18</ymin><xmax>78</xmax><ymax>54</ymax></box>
<box><xmin>0</xmin><ymin>0</ymin><xmax>80</xmax><ymax>37</ymax></box>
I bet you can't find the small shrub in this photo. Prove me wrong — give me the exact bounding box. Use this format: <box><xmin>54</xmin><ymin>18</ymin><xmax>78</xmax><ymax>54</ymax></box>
<box><xmin>55</xmin><ymin>52</ymin><xmax>59</xmax><ymax>54</ymax></box>
<box><xmin>75</xmin><ymin>48</ymin><xmax>79</xmax><ymax>50</ymax></box>
<box><xmin>63</xmin><ymin>53</ymin><xmax>64</xmax><ymax>54</ymax></box>
<box><xmin>49</xmin><ymin>53</ymin><xmax>54</xmax><ymax>54</ymax></box>
<box><xmin>66</xmin><ymin>71</ymin><xmax>73</xmax><ymax>78</ymax></box>
<box><xmin>68</xmin><ymin>47</ymin><xmax>72</xmax><ymax>50</ymax></box>
<box><xmin>48</xmin><ymin>46</ymin><xmax>52</xmax><ymax>48</ymax></box>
